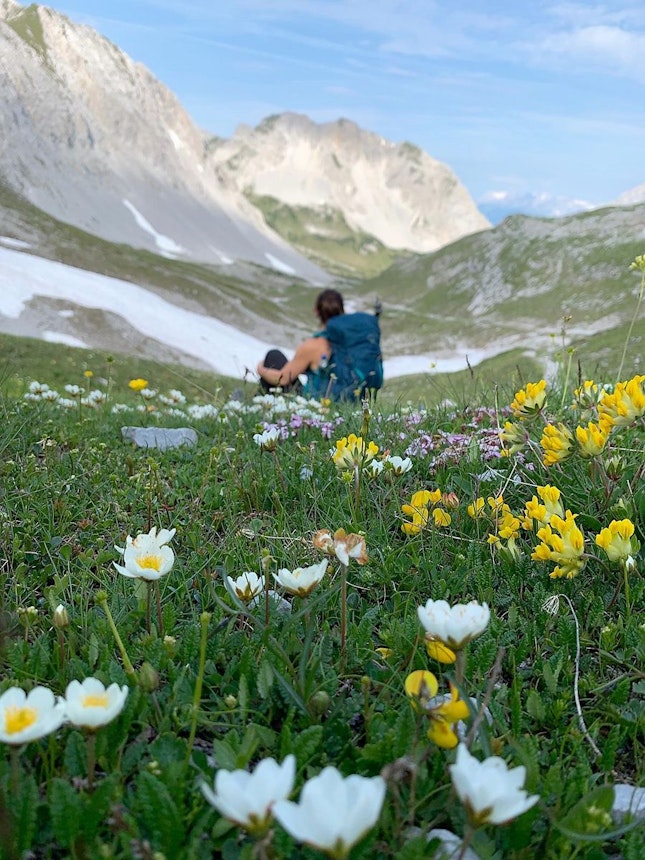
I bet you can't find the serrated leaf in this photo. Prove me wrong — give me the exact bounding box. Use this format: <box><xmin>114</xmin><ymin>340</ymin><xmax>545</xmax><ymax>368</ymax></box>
<box><xmin>12</xmin><ymin>773</ymin><xmax>38</xmax><ymax>854</ymax></box>
<box><xmin>64</xmin><ymin>730</ymin><xmax>88</xmax><ymax>778</ymax></box>
<box><xmin>135</xmin><ymin>771</ymin><xmax>185</xmax><ymax>855</ymax></box>
<box><xmin>49</xmin><ymin>777</ymin><xmax>83</xmax><ymax>848</ymax></box>
<box><xmin>257</xmin><ymin>659</ymin><xmax>274</xmax><ymax>699</ymax></box>
<box><xmin>293</xmin><ymin>725</ymin><xmax>323</xmax><ymax>769</ymax></box>
<box><xmin>526</xmin><ymin>690</ymin><xmax>546</xmax><ymax>722</ymax></box>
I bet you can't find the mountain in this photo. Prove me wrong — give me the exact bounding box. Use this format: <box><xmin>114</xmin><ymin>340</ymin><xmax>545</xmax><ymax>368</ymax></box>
<box><xmin>353</xmin><ymin>205</ymin><xmax>645</xmax><ymax>373</ymax></box>
<box><xmin>210</xmin><ymin>114</ymin><xmax>490</xmax><ymax>275</ymax></box>
<box><xmin>613</xmin><ymin>182</ymin><xmax>645</xmax><ymax>206</ymax></box>
<box><xmin>478</xmin><ymin>190</ymin><xmax>596</xmax><ymax>224</ymax></box>
<box><xmin>0</xmin><ymin>1</ymin><xmax>489</xmax><ymax>281</ymax></box>
<box><xmin>0</xmin><ymin>0</ymin><xmax>327</xmax><ymax>281</ymax></box>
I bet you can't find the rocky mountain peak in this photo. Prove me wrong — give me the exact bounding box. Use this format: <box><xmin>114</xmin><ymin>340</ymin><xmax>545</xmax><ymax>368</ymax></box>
<box><xmin>211</xmin><ymin>112</ymin><xmax>489</xmax><ymax>254</ymax></box>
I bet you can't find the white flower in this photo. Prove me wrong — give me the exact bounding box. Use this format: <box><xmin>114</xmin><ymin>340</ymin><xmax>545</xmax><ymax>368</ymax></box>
<box><xmin>385</xmin><ymin>455</ymin><xmax>412</xmax><ymax>475</ymax></box>
<box><xmin>417</xmin><ymin>599</ymin><xmax>490</xmax><ymax>650</ymax></box>
<box><xmin>114</xmin><ymin>526</ymin><xmax>176</xmax><ymax>581</ymax></box>
<box><xmin>274</xmin><ymin>766</ymin><xmax>386</xmax><ymax>857</ymax></box>
<box><xmin>227</xmin><ymin>571</ymin><xmax>265</xmax><ymax>602</ymax></box>
<box><xmin>274</xmin><ymin>560</ymin><xmax>328</xmax><ymax>597</ymax></box>
<box><xmin>449</xmin><ymin>743</ymin><xmax>539</xmax><ymax>826</ymax></box>
<box><xmin>64</xmin><ymin>384</ymin><xmax>82</xmax><ymax>397</ymax></box>
<box><xmin>364</xmin><ymin>459</ymin><xmax>384</xmax><ymax>479</ymax></box>
<box><xmin>202</xmin><ymin>755</ymin><xmax>295</xmax><ymax>833</ymax></box>
<box><xmin>63</xmin><ymin>678</ymin><xmax>128</xmax><ymax>729</ymax></box>
<box><xmin>253</xmin><ymin>427</ymin><xmax>281</xmax><ymax>451</ymax></box>
<box><xmin>0</xmin><ymin>686</ymin><xmax>66</xmax><ymax>745</ymax></box>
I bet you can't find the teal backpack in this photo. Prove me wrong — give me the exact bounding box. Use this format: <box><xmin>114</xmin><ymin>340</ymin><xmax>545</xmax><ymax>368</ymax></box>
<box><xmin>308</xmin><ymin>312</ymin><xmax>383</xmax><ymax>402</ymax></box>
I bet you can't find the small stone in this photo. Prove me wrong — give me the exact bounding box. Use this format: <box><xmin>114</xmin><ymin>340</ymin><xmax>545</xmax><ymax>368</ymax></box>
<box><xmin>427</xmin><ymin>828</ymin><xmax>481</xmax><ymax>859</ymax></box>
<box><xmin>121</xmin><ymin>427</ymin><xmax>198</xmax><ymax>451</ymax></box>
<box><xmin>611</xmin><ymin>784</ymin><xmax>645</xmax><ymax>823</ymax></box>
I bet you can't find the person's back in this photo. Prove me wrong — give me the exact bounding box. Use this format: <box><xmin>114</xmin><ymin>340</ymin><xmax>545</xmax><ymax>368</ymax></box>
<box><xmin>308</xmin><ymin>310</ymin><xmax>383</xmax><ymax>401</ymax></box>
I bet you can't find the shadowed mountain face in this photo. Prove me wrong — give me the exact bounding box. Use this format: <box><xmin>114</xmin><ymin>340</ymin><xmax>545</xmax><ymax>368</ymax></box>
<box><xmin>0</xmin><ymin>2</ymin><xmax>490</xmax><ymax>282</ymax></box>
<box><xmin>0</xmin><ymin>0</ymin><xmax>329</xmax><ymax>282</ymax></box>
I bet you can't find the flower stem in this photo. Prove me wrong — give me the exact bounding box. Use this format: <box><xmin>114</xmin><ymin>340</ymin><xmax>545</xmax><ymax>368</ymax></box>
<box><xmin>96</xmin><ymin>592</ymin><xmax>136</xmax><ymax>678</ymax></box>
<box><xmin>617</xmin><ymin>266</ymin><xmax>644</xmax><ymax>382</ymax></box>
<box><xmin>339</xmin><ymin>563</ymin><xmax>348</xmax><ymax>672</ymax></box>
<box><xmin>455</xmin><ymin>648</ymin><xmax>467</xmax><ymax>686</ymax></box>
<box><xmin>456</xmin><ymin>824</ymin><xmax>476</xmax><ymax>860</ymax></box>
<box><xmin>186</xmin><ymin>611</ymin><xmax>211</xmax><ymax>764</ymax></box>
<box><xmin>86</xmin><ymin>732</ymin><xmax>97</xmax><ymax>792</ymax></box>
<box><xmin>154</xmin><ymin>580</ymin><xmax>164</xmax><ymax>635</ymax></box>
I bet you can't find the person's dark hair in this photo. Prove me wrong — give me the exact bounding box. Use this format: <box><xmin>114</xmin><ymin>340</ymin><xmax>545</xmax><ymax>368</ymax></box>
<box><xmin>315</xmin><ymin>289</ymin><xmax>344</xmax><ymax>324</ymax></box>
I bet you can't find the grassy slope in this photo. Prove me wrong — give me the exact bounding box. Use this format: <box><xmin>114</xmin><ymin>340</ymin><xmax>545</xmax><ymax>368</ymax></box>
<box><xmin>1</xmin><ymin>180</ymin><xmax>643</xmax><ymax>400</ymax></box>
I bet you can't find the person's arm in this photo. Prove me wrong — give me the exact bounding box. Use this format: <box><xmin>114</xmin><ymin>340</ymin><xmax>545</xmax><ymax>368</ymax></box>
<box><xmin>257</xmin><ymin>339</ymin><xmax>322</xmax><ymax>388</ymax></box>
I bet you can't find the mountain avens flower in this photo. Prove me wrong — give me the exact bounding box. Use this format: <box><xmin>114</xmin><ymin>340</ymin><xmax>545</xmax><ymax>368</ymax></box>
<box><xmin>449</xmin><ymin>743</ymin><xmax>539</xmax><ymax>826</ymax></box>
<box><xmin>417</xmin><ymin>599</ymin><xmax>490</xmax><ymax>650</ymax></box>
<box><xmin>64</xmin><ymin>678</ymin><xmax>128</xmax><ymax>729</ymax></box>
<box><xmin>202</xmin><ymin>755</ymin><xmax>296</xmax><ymax>834</ymax></box>
<box><xmin>273</xmin><ymin>766</ymin><xmax>386</xmax><ymax>859</ymax></box>
<box><xmin>0</xmin><ymin>686</ymin><xmax>66</xmax><ymax>745</ymax></box>
<box><xmin>274</xmin><ymin>559</ymin><xmax>328</xmax><ymax>597</ymax></box>
<box><xmin>510</xmin><ymin>380</ymin><xmax>547</xmax><ymax>419</ymax></box>
<box><xmin>385</xmin><ymin>455</ymin><xmax>412</xmax><ymax>475</ymax></box>
<box><xmin>226</xmin><ymin>571</ymin><xmax>265</xmax><ymax>602</ymax></box>
<box><xmin>313</xmin><ymin>529</ymin><xmax>368</xmax><ymax>566</ymax></box>
<box><xmin>114</xmin><ymin>526</ymin><xmax>176</xmax><ymax>581</ymax></box>
<box><xmin>253</xmin><ymin>427</ymin><xmax>281</xmax><ymax>451</ymax></box>
<box><xmin>595</xmin><ymin>519</ymin><xmax>636</xmax><ymax>564</ymax></box>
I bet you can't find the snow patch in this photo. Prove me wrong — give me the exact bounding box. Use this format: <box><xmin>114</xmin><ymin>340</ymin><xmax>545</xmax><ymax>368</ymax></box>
<box><xmin>265</xmin><ymin>254</ymin><xmax>296</xmax><ymax>275</ymax></box>
<box><xmin>43</xmin><ymin>330</ymin><xmax>88</xmax><ymax>348</ymax></box>
<box><xmin>122</xmin><ymin>200</ymin><xmax>186</xmax><ymax>258</ymax></box>
<box><xmin>0</xmin><ymin>236</ymin><xmax>31</xmax><ymax>249</ymax></box>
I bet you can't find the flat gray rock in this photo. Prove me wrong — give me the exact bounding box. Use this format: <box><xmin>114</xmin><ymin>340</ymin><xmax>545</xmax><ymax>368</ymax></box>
<box><xmin>427</xmin><ymin>829</ymin><xmax>480</xmax><ymax>859</ymax></box>
<box><xmin>611</xmin><ymin>784</ymin><xmax>645</xmax><ymax>823</ymax></box>
<box><xmin>121</xmin><ymin>426</ymin><xmax>198</xmax><ymax>450</ymax></box>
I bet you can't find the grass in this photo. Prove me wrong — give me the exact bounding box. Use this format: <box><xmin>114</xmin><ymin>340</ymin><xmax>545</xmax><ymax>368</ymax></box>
<box><xmin>0</xmin><ymin>347</ymin><xmax>643</xmax><ymax>859</ymax></box>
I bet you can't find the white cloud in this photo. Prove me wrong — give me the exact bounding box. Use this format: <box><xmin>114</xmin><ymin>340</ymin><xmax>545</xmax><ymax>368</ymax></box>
<box><xmin>540</xmin><ymin>24</ymin><xmax>645</xmax><ymax>79</ymax></box>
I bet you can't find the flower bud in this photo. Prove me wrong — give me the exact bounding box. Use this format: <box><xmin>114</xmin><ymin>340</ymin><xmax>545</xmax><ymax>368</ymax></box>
<box><xmin>224</xmin><ymin>694</ymin><xmax>237</xmax><ymax>709</ymax></box>
<box><xmin>307</xmin><ymin>690</ymin><xmax>331</xmax><ymax>717</ymax></box>
<box><xmin>53</xmin><ymin>604</ymin><xmax>70</xmax><ymax>629</ymax></box>
<box><xmin>138</xmin><ymin>662</ymin><xmax>160</xmax><ymax>692</ymax></box>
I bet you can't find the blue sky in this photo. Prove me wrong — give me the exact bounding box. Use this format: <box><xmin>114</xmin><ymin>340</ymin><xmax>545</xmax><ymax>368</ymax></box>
<box><xmin>50</xmin><ymin>0</ymin><xmax>645</xmax><ymax>208</ymax></box>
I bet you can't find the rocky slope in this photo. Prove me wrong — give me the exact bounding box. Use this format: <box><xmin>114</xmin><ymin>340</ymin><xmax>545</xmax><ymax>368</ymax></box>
<box><xmin>0</xmin><ymin>1</ymin><xmax>490</xmax><ymax>281</ymax></box>
<box><xmin>211</xmin><ymin>113</ymin><xmax>490</xmax><ymax>255</ymax></box>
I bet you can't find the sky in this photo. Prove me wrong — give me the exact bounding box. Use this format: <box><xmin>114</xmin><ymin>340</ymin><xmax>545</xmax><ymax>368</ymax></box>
<box><xmin>1</xmin><ymin>241</ymin><xmax>495</xmax><ymax>379</ymax></box>
<box><xmin>47</xmin><ymin>0</ymin><xmax>645</xmax><ymax>212</ymax></box>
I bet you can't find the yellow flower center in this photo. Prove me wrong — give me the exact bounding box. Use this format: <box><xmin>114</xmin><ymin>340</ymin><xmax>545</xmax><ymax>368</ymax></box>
<box><xmin>82</xmin><ymin>694</ymin><xmax>109</xmax><ymax>708</ymax></box>
<box><xmin>137</xmin><ymin>554</ymin><xmax>162</xmax><ymax>571</ymax></box>
<box><xmin>5</xmin><ymin>705</ymin><xmax>37</xmax><ymax>735</ymax></box>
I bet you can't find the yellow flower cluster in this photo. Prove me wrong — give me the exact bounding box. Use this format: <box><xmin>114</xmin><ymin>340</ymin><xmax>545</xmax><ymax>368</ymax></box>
<box><xmin>531</xmin><ymin>512</ymin><xmax>585</xmax><ymax>579</ymax></box>
<box><xmin>598</xmin><ymin>375</ymin><xmax>645</xmax><ymax>427</ymax></box>
<box><xmin>404</xmin><ymin>670</ymin><xmax>469</xmax><ymax>749</ymax></box>
<box><xmin>596</xmin><ymin>519</ymin><xmax>638</xmax><ymax>565</ymax></box>
<box><xmin>332</xmin><ymin>434</ymin><xmax>379</xmax><ymax>469</ymax></box>
<box><xmin>401</xmin><ymin>489</ymin><xmax>452</xmax><ymax>535</ymax></box>
<box><xmin>510</xmin><ymin>379</ymin><xmax>547</xmax><ymax>419</ymax></box>
<box><xmin>128</xmin><ymin>378</ymin><xmax>149</xmax><ymax>392</ymax></box>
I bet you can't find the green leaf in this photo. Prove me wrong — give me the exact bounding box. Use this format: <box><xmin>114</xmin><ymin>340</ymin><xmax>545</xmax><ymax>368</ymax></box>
<box><xmin>558</xmin><ymin>786</ymin><xmax>616</xmax><ymax>839</ymax></box>
<box><xmin>292</xmin><ymin>725</ymin><xmax>323</xmax><ymax>769</ymax></box>
<box><xmin>526</xmin><ymin>690</ymin><xmax>546</xmax><ymax>722</ymax></box>
<box><xmin>134</xmin><ymin>770</ymin><xmax>185</xmax><ymax>855</ymax></box>
<box><xmin>257</xmin><ymin>658</ymin><xmax>274</xmax><ymax>699</ymax></box>
<box><xmin>11</xmin><ymin>773</ymin><xmax>38</xmax><ymax>854</ymax></box>
<box><xmin>64</xmin><ymin>730</ymin><xmax>88</xmax><ymax>778</ymax></box>
<box><xmin>49</xmin><ymin>778</ymin><xmax>83</xmax><ymax>848</ymax></box>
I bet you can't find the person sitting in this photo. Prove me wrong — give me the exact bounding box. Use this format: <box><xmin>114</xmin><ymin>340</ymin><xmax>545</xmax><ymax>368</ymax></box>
<box><xmin>256</xmin><ymin>289</ymin><xmax>344</xmax><ymax>393</ymax></box>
